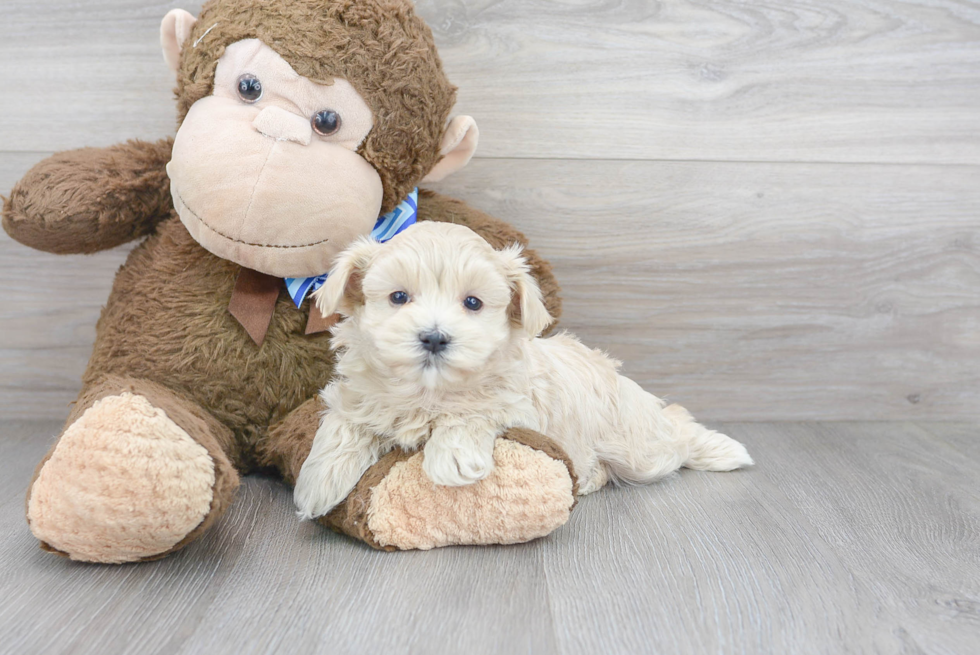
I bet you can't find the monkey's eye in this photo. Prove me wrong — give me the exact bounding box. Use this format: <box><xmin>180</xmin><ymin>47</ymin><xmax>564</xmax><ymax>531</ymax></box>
<box><xmin>312</xmin><ymin>110</ymin><xmax>342</xmax><ymax>136</ymax></box>
<box><xmin>390</xmin><ymin>291</ymin><xmax>410</xmax><ymax>306</ymax></box>
<box><xmin>237</xmin><ymin>74</ymin><xmax>263</xmax><ymax>103</ymax></box>
<box><xmin>463</xmin><ymin>296</ymin><xmax>483</xmax><ymax>311</ymax></box>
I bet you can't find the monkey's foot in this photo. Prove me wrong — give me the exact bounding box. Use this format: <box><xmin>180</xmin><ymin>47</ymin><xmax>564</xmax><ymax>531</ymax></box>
<box><xmin>27</xmin><ymin>393</ymin><xmax>225</xmax><ymax>563</ymax></box>
<box><xmin>322</xmin><ymin>429</ymin><xmax>578</xmax><ymax>550</ymax></box>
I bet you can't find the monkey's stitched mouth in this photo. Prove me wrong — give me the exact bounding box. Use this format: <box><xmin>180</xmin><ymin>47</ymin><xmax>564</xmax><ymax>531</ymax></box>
<box><xmin>174</xmin><ymin>188</ymin><xmax>330</xmax><ymax>250</ymax></box>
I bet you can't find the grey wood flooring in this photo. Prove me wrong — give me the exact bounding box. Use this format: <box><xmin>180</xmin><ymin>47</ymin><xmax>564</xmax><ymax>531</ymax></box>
<box><xmin>3</xmin><ymin>156</ymin><xmax>978</xmax><ymax>422</ymax></box>
<box><xmin>3</xmin><ymin>0</ymin><xmax>979</xmax><ymax>422</ymax></box>
<box><xmin>3</xmin><ymin>3</ymin><xmax>977</xmax><ymax>653</ymax></box>
<box><xmin>1</xmin><ymin>420</ymin><xmax>978</xmax><ymax>655</ymax></box>
<box><xmin>4</xmin><ymin>0</ymin><xmax>979</xmax><ymax>163</ymax></box>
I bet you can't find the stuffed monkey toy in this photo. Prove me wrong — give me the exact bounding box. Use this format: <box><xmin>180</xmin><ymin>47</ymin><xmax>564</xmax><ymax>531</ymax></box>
<box><xmin>2</xmin><ymin>0</ymin><xmax>579</xmax><ymax>563</ymax></box>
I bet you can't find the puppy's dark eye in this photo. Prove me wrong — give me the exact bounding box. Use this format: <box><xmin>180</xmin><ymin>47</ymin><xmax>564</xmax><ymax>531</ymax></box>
<box><xmin>237</xmin><ymin>74</ymin><xmax>262</xmax><ymax>103</ymax></box>
<box><xmin>463</xmin><ymin>296</ymin><xmax>483</xmax><ymax>311</ymax></box>
<box><xmin>390</xmin><ymin>291</ymin><xmax>410</xmax><ymax>305</ymax></box>
<box><xmin>312</xmin><ymin>109</ymin><xmax>341</xmax><ymax>136</ymax></box>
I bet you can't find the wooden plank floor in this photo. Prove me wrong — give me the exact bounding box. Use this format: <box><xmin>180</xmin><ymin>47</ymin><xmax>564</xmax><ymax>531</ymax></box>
<box><xmin>3</xmin><ymin>1</ymin><xmax>979</xmax><ymax>422</ymax></box>
<box><xmin>4</xmin><ymin>0</ymin><xmax>980</xmax><ymax>163</ymax></box>
<box><xmin>3</xmin><ymin>3</ymin><xmax>977</xmax><ymax>653</ymax></box>
<box><xmin>2</xmin><ymin>420</ymin><xmax>977</xmax><ymax>655</ymax></box>
<box><xmin>4</xmin><ymin>155</ymin><xmax>979</xmax><ymax>422</ymax></box>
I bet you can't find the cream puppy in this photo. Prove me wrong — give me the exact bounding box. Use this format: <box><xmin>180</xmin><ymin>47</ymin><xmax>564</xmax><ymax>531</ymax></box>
<box><xmin>293</xmin><ymin>222</ymin><xmax>752</xmax><ymax>520</ymax></box>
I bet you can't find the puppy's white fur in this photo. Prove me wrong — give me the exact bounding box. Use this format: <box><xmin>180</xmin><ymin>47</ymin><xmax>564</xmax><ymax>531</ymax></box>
<box><xmin>294</xmin><ymin>222</ymin><xmax>753</xmax><ymax>520</ymax></box>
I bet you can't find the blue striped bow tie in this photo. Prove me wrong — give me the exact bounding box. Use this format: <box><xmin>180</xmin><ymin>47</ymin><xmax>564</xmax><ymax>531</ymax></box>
<box><xmin>284</xmin><ymin>188</ymin><xmax>418</xmax><ymax>308</ymax></box>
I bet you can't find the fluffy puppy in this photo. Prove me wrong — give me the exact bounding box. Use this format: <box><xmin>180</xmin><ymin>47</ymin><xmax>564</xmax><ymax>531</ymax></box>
<box><xmin>294</xmin><ymin>222</ymin><xmax>753</xmax><ymax>520</ymax></box>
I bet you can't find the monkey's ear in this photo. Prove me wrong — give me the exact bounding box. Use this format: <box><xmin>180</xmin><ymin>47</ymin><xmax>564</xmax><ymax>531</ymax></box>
<box><xmin>161</xmin><ymin>9</ymin><xmax>198</xmax><ymax>73</ymax></box>
<box><xmin>312</xmin><ymin>238</ymin><xmax>383</xmax><ymax>317</ymax></box>
<box><xmin>422</xmin><ymin>116</ymin><xmax>480</xmax><ymax>183</ymax></box>
<box><xmin>498</xmin><ymin>244</ymin><xmax>554</xmax><ymax>338</ymax></box>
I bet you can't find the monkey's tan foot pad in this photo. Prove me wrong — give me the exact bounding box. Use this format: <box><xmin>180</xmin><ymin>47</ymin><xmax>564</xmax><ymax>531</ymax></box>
<box><xmin>27</xmin><ymin>393</ymin><xmax>218</xmax><ymax>563</ymax></box>
<box><xmin>322</xmin><ymin>428</ymin><xmax>579</xmax><ymax>550</ymax></box>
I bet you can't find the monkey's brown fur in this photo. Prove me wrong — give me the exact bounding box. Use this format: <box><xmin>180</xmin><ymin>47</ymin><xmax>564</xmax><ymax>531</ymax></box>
<box><xmin>3</xmin><ymin>0</ymin><xmax>574</xmax><ymax>562</ymax></box>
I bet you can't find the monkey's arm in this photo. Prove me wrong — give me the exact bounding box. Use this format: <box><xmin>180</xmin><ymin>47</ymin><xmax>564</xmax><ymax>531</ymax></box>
<box><xmin>417</xmin><ymin>189</ymin><xmax>563</xmax><ymax>331</ymax></box>
<box><xmin>2</xmin><ymin>138</ymin><xmax>175</xmax><ymax>254</ymax></box>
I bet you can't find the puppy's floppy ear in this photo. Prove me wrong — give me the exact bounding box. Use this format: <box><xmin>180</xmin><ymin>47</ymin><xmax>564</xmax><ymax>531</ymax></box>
<box><xmin>313</xmin><ymin>237</ymin><xmax>383</xmax><ymax>317</ymax></box>
<box><xmin>498</xmin><ymin>244</ymin><xmax>554</xmax><ymax>338</ymax></box>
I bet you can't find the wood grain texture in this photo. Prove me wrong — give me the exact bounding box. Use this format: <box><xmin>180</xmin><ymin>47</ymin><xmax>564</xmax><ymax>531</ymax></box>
<box><xmin>428</xmin><ymin>159</ymin><xmax>980</xmax><ymax>421</ymax></box>
<box><xmin>7</xmin><ymin>155</ymin><xmax>975</xmax><ymax>421</ymax></box>
<box><xmin>3</xmin><ymin>2</ymin><xmax>979</xmax><ymax>653</ymax></box>
<box><xmin>727</xmin><ymin>422</ymin><xmax>980</xmax><ymax>655</ymax></box>
<box><xmin>1</xmin><ymin>152</ymin><xmax>135</xmax><ymax>419</ymax></box>
<box><xmin>418</xmin><ymin>0</ymin><xmax>980</xmax><ymax>164</ymax></box>
<box><xmin>2</xmin><ymin>0</ymin><xmax>979</xmax><ymax>163</ymax></box>
<box><xmin>2</xmin><ymin>420</ymin><xmax>978</xmax><ymax>654</ymax></box>
<box><xmin>913</xmin><ymin>421</ymin><xmax>980</xmax><ymax>463</ymax></box>
<box><xmin>542</xmin><ymin>437</ymin><xmax>894</xmax><ymax>654</ymax></box>
<box><xmin>0</xmin><ymin>1</ymin><xmax>195</xmax><ymax>153</ymax></box>
<box><xmin>2</xmin><ymin>0</ymin><xmax>979</xmax><ymax>421</ymax></box>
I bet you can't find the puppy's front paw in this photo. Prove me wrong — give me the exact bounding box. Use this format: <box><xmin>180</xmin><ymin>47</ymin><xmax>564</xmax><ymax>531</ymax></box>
<box><xmin>294</xmin><ymin>449</ymin><xmax>374</xmax><ymax>520</ymax></box>
<box><xmin>293</xmin><ymin>416</ymin><xmax>380</xmax><ymax>521</ymax></box>
<box><xmin>294</xmin><ymin>460</ymin><xmax>350</xmax><ymax>520</ymax></box>
<box><xmin>422</xmin><ymin>439</ymin><xmax>495</xmax><ymax>487</ymax></box>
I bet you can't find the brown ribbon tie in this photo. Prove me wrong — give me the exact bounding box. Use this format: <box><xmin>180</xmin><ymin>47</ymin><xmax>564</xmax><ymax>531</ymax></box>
<box><xmin>228</xmin><ymin>268</ymin><xmax>339</xmax><ymax>345</ymax></box>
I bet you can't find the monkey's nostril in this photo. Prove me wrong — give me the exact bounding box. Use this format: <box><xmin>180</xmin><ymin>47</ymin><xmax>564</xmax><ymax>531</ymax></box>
<box><xmin>419</xmin><ymin>330</ymin><xmax>451</xmax><ymax>354</ymax></box>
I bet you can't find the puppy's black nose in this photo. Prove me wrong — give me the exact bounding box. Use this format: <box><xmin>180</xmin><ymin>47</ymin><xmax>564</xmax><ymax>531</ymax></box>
<box><xmin>419</xmin><ymin>330</ymin><xmax>450</xmax><ymax>354</ymax></box>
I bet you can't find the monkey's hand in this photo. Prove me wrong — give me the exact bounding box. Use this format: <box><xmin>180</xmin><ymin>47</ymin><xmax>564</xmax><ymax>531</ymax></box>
<box><xmin>264</xmin><ymin>399</ymin><xmax>577</xmax><ymax>550</ymax></box>
<box><xmin>323</xmin><ymin>427</ymin><xmax>578</xmax><ymax>550</ymax></box>
<box><xmin>293</xmin><ymin>413</ymin><xmax>380</xmax><ymax>522</ymax></box>
<box><xmin>3</xmin><ymin>138</ymin><xmax>175</xmax><ymax>254</ymax></box>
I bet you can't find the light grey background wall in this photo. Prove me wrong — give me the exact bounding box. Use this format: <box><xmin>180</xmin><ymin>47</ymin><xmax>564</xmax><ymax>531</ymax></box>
<box><xmin>1</xmin><ymin>0</ymin><xmax>978</xmax><ymax>421</ymax></box>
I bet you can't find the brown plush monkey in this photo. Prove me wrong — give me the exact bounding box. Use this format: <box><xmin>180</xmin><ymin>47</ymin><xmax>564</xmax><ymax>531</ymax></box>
<box><xmin>2</xmin><ymin>0</ymin><xmax>578</xmax><ymax>563</ymax></box>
